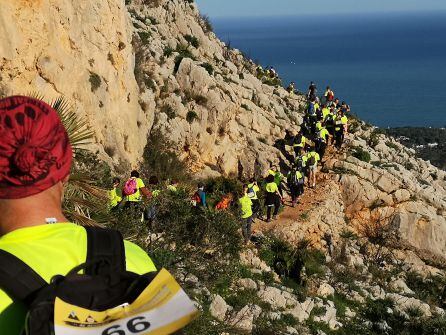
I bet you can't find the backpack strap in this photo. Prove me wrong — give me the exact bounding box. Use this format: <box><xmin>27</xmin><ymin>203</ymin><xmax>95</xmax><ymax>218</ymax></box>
<box><xmin>0</xmin><ymin>250</ymin><xmax>47</xmax><ymax>303</ymax></box>
<box><xmin>84</xmin><ymin>227</ymin><xmax>126</xmax><ymax>276</ymax></box>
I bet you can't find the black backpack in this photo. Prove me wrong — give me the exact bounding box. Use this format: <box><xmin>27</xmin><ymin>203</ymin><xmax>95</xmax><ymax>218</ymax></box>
<box><xmin>294</xmin><ymin>134</ymin><xmax>303</xmax><ymax>146</ymax></box>
<box><xmin>308</xmin><ymin>154</ymin><xmax>317</xmax><ymax>166</ymax></box>
<box><xmin>295</xmin><ymin>156</ymin><xmax>304</xmax><ymax>170</ymax></box>
<box><xmin>0</xmin><ymin>228</ymin><xmax>159</xmax><ymax>335</ymax></box>
<box><xmin>288</xmin><ymin>169</ymin><xmax>299</xmax><ymax>186</ymax></box>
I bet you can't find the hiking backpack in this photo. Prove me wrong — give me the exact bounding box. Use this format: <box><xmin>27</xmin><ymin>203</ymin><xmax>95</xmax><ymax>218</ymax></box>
<box><xmin>295</xmin><ymin>156</ymin><xmax>304</xmax><ymax>170</ymax></box>
<box><xmin>191</xmin><ymin>192</ymin><xmax>202</xmax><ymax>206</ymax></box>
<box><xmin>0</xmin><ymin>227</ymin><xmax>197</xmax><ymax>335</ymax></box>
<box><xmin>294</xmin><ymin>134</ymin><xmax>303</xmax><ymax>147</ymax></box>
<box><xmin>307</xmin><ymin>103</ymin><xmax>315</xmax><ymax>116</ymax></box>
<box><xmin>247</xmin><ymin>185</ymin><xmax>256</xmax><ymax>198</ymax></box>
<box><xmin>288</xmin><ymin>170</ymin><xmax>299</xmax><ymax>186</ymax></box>
<box><xmin>308</xmin><ymin>155</ymin><xmax>316</xmax><ymax>167</ymax></box>
<box><xmin>123</xmin><ymin>178</ymin><xmax>138</xmax><ymax>196</ymax></box>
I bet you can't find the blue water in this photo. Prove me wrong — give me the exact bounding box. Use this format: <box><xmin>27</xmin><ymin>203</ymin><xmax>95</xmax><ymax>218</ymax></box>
<box><xmin>213</xmin><ymin>12</ymin><xmax>446</xmax><ymax>127</ymax></box>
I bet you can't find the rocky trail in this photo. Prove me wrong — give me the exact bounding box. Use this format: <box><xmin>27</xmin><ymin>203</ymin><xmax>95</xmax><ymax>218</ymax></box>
<box><xmin>253</xmin><ymin>144</ymin><xmax>346</xmax><ymax>249</ymax></box>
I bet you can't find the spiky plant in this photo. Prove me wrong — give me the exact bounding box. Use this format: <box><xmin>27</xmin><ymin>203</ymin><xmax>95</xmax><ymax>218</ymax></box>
<box><xmin>32</xmin><ymin>93</ymin><xmax>111</xmax><ymax>226</ymax></box>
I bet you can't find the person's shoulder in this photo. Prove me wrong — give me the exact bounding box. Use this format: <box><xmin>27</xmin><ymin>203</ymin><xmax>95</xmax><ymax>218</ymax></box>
<box><xmin>123</xmin><ymin>240</ymin><xmax>156</xmax><ymax>275</ymax></box>
<box><xmin>136</xmin><ymin>178</ymin><xmax>145</xmax><ymax>187</ymax></box>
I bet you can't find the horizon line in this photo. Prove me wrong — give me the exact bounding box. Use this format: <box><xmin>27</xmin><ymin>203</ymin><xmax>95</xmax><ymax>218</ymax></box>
<box><xmin>206</xmin><ymin>9</ymin><xmax>446</xmax><ymax>20</ymax></box>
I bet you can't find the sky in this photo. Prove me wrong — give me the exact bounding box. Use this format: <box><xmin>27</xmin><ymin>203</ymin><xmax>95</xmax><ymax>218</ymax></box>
<box><xmin>195</xmin><ymin>0</ymin><xmax>446</xmax><ymax>18</ymax></box>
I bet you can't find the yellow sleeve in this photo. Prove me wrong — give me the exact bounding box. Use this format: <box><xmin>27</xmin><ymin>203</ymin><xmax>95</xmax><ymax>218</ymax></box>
<box><xmin>124</xmin><ymin>240</ymin><xmax>157</xmax><ymax>274</ymax></box>
<box><xmin>137</xmin><ymin>178</ymin><xmax>145</xmax><ymax>188</ymax></box>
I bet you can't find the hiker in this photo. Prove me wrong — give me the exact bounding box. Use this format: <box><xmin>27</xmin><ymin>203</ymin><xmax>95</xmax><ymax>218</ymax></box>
<box><xmin>123</xmin><ymin>170</ymin><xmax>151</xmax><ymax>205</ymax></box>
<box><xmin>145</xmin><ymin>176</ymin><xmax>161</xmax><ymax>221</ymax></box>
<box><xmin>295</xmin><ymin>150</ymin><xmax>308</xmax><ymax>174</ymax></box>
<box><xmin>269</xmin><ymin>166</ymin><xmax>285</xmax><ymax>199</ymax></box>
<box><xmin>301</xmin><ymin>114</ymin><xmax>312</xmax><ymax>137</ymax></box>
<box><xmin>306</xmin><ymin>147</ymin><xmax>321</xmax><ymax>188</ymax></box>
<box><xmin>109</xmin><ymin>177</ymin><xmax>122</xmax><ymax>210</ymax></box>
<box><xmin>325</xmin><ymin>86</ymin><xmax>335</xmax><ymax>102</ymax></box>
<box><xmin>316</xmin><ymin>125</ymin><xmax>330</xmax><ymax>160</ymax></box>
<box><xmin>192</xmin><ymin>183</ymin><xmax>207</xmax><ymax>208</ymax></box>
<box><xmin>215</xmin><ymin>193</ymin><xmax>233</xmax><ymax>211</ymax></box>
<box><xmin>168</xmin><ymin>179</ymin><xmax>179</xmax><ymax>193</ymax></box>
<box><xmin>325</xmin><ymin>106</ymin><xmax>336</xmax><ymax>138</ymax></box>
<box><xmin>308</xmin><ymin>81</ymin><xmax>317</xmax><ymax>100</ymax></box>
<box><xmin>287</xmin><ymin>166</ymin><xmax>305</xmax><ymax>207</ymax></box>
<box><xmin>293</xmin><ymin>132</ymin><xmax>307</xmax><ymax>157</ymax></box>
<box><xmin>238</xmin><ymin>185</ymin><xmax>253</xmax><ymax>244</ymax></box>
<box><xmin>333</xmin><ymin>98</ymin><xmax>340</xmax><ymax>108</ymax></box>
<box><xmin>269</xmin><ymin>67</ymin><xmax>277</xmax><ymax>78</ymax></box>
<box><xmin>0</xmin><ymin>96</ymin><xmax>161</xmax><ymax>335</ymax></box>
<box><xmin>322</xmin><ymin>104</ymin><xmax>331</xmax><ymax>121</ymax></box>
<box><xmin>248</xmin><ymin>178</ymin><xmax>263</xmax><ymax>220</ymax></box>
<box><xmin>307</xmin><ymin>101</ymin><xmax>318</xmax><ymax>134</ymax></box>
<box><xmin>334</xmin><ymin>109</ymin><xmax>349</xmax><ymax>149</ymax></box>
<box><xmin>265</xmin><ymin>174</ymin><xmax>282</xmax><ymax>222</ymax></box>
<box><xmin>287</xmin><ymin>82</ymin><xmax>296</xmax><ymax>96</ymax></box>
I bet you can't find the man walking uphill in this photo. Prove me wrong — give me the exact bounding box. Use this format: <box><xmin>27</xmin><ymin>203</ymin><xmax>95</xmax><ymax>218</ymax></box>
<box><xmin>0</xmin><ymin>96</ymin><xmax>189</xmax><ymax>335</ymax></box>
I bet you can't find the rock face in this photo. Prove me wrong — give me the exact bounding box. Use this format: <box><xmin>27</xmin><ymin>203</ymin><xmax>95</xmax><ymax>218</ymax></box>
<box><xmin>0</xmin><ymin>0</ymin><xmax>152</xmax><ymax>166</ymax></box>
<box><xmin>0</xmin><ymin>0</ymin><xmax>305</xmax><ymax>176</ymax></box>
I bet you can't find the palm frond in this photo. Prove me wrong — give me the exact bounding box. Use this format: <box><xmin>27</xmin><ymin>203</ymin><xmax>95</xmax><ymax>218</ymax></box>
<box><xmin>68</xmin><ymin>174</ymin><xmax>109</xmax><ymax>201</ymax></box>
<box><xmin>29</xmin><ymin>93</ymin><xmax>95</xmax><ymax>151</ymax></box>
<box><xmin>65</xmin><ymin>210</ymin><xmax>106</xmax><ymax>228</ymax></box>
<box><xmin>51</xmin><ymin>96</ymin><xmax>95</xmax><ymax>151</ymax></box>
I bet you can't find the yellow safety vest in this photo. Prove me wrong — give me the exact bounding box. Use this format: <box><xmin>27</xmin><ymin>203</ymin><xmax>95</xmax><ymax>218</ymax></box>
<box><xmin>0</xmin><ymin>223</ymin><xmax>157</xmax><ymax>335</ymax></box>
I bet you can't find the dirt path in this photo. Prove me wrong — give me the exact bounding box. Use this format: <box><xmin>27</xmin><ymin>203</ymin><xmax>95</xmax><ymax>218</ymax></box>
<box><xmin>253</xmin><ymin>146</ymin><xmax>340</xmax><ymax>236</ymax></box>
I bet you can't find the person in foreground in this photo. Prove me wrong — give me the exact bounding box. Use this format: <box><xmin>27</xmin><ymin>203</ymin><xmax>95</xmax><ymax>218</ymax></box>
<box><xmin>0</xmin><ymin>96</ymin><xmax>160</xmax><ymax>334</ymax></box>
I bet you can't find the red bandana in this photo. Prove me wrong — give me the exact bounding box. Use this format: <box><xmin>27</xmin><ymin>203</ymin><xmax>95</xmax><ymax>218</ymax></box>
<box><xmin>0</xmin><ymin>96</ymin><xmax>72</xmax><ymax>199</ymax></box>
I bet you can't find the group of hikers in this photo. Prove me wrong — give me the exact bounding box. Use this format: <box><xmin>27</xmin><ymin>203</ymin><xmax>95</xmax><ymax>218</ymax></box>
<box><xmin>256</xmin><ymin>65</ymin><xmax>282</xmax><ymax>86</ymax></box>
<box><xmin>0</xmin><ymin>82</ymin><xmax>348</xmax><ymax>333</ymax></box>
<box><xmin>110</xmin><ymin>82</ymin><xmax>349</xmax><ymax>245</ymax></box>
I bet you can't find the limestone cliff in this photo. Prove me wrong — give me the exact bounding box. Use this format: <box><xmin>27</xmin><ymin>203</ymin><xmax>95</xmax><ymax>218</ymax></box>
<box><xmin>0</xmin><ymin>0</ymin><xmax>151</xmax><ymax>166</ymax></box>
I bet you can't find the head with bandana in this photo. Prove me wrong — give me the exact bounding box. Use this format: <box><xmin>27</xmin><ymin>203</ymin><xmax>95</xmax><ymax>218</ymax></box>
<box><xmin>0</xmin><ymin>96</ymin><xmax>72</xmax><ymax>199</ymax></box>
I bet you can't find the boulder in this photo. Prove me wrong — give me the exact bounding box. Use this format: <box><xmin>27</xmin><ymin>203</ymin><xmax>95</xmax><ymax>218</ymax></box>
<box><xmin>237</xmin><ymin>278</ymin><xmax>258</xmax><ymax>291</ymax></box>
<box><xmin>317</xmin><ymin>283</ymin><xmax>335</xmax><ymax>298</ymax></box>
<box><xmin>209</xmin><ymin>295</ymin><xmax>229</xmax><ymax>321</ymax></box>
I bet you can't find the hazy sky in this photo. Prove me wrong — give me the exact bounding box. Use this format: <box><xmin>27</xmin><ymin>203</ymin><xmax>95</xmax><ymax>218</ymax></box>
<box><xmin>195</xmin><ymin>0</ymin><xmax>446</xmax><ymax>18</ymax></box>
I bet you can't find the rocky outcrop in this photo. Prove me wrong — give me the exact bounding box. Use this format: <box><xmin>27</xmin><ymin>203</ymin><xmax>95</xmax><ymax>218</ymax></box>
<box><xmin>0</xmin><ymin>0</ymin><xmax>305</xmax><ymax>176</ymax></box>
<box><xmin>0</xmin><ymin>0</ymin><xmax>152</xmax><ymax>165</ymax></box>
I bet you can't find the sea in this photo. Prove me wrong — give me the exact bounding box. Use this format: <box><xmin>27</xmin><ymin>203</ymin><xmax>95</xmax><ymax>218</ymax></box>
<box><xmin>213</xmin><ymin>12</ymin><xmax>446</xmax><ymax>127</ymax></box>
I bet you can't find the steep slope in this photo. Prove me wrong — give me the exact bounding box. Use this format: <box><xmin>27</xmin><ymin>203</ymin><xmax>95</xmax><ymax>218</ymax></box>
<box><xmin>127</xmin><ymin>0</ymin><xmax>305</xmax><ymax>177</ymax></box>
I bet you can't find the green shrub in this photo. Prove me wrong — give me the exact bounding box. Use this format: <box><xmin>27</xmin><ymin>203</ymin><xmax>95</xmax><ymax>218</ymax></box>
<box><xmin>241</xmin><ymin>104</ymin><xmax>250</xmax><ymax>110</ymax></box>
<box><xmin>141</xmin><ymin>130</ymin><xmax>189</xmax><ymax>182</ymax></box>
<box><xmin>160</xmin><ymin>104</ymin><xmax>175</xmax><ymax>119</ymax></box>
<box><xmin>138</xmin><ymin>31</ymin><xmax>151</xmax><ymax>43</ymax></box>
<box><xmin>144</xmin><ymin>77</ymin><xmax>156</xmax><ymax>91</ymax></box>
<box><xmin>406</xmin><ymin>271</ymin><xmax>446</xmax><ymax>307</ymax></box>
<box><xmin>352</xmin><ymin>146</ymin><xmax>371</xmax><ymax>163</ymax></box>
<box><xmin>386</xmin><ymin>141</ymin><xmax>399</xmax><ymax>150</ymax></box>
<box><xmin>200</xmin><ymin>62</ymin><xmax>214</xmax><ymax>75</ymax></box>
<box><xmin>89</xmin><ymin>72</ymin><xmax>101</xmax><ymax>92</ymax></box>
<box><xmin>163</xmin><ymin>46</ymin><xmax>174</xmax><ymax>58</ymax></box>
<box><xmin>368</xmin><ymin>129</ymin><xmax>381</xmax><ymax>148</ymax></box>
<box><xmin>200</xmin><ymin>14</ymin><xmax>213</xmax><ymax>33</ymax></box>
<box><xmin>259</xmin><ymin>237</ymin><xmax>318</xmax><ymax>286</ymax></box>
<box><xmin>184</xmin><ymin>34</ymin><xmax>200</xmax><ymax>48</ymax></box>
<box><xmin>186</xmin><ymin>110</ymin><xmax>199</xmax><ymax>123</ymax></box>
